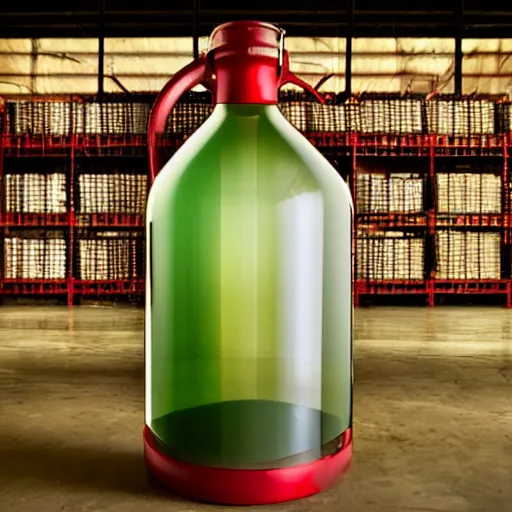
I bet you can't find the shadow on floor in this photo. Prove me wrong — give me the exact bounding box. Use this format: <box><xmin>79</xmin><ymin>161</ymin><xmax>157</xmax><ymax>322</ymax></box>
<box><xmin>0</xmin><ymin>437</ymin><xmax>184</xmax><ymax>502</ymax></box>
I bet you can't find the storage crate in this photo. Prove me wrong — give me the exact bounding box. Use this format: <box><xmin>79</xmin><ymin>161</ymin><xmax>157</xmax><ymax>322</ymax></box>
<box><xmin>6</xmin><ymin>100</ymin><xmax>73</xmax><ymax>136</ymax></box>
<box><xmin>436</xmin><ymin>173</ymin><xmax>501</xmax><ymax>214</ymax></box>
<box><xmin>78</xmin><ymin>174</ymin><xmax>147</xmax><ymax>214</ymax></box>
<box><xmin>78</xmin><ymin>232</ymin><xmax>143</xmax><ymax>281</ymax></box>
<box><xmin>312</xmin><ymin>98</ymin><xmax>361</xmax><ymax>133</ymax></box>
<box><xmin>436</xmin><ymin>230</ymin><xmax>501</xmax><ymax>279</ymax></box>
<box><xmin>360</xmin><ymin>97</ymin><xmax>424</xmax><ymax>135</ymax></box>
<box><xmin>278</xmin><ymin>91</ymin><xmax>315</xmax><ymax>132</ymax></box>
<box><xmin>73</xmin><ymin>102</ymin><xmax>150</xmax><ymax>135</ymax></box>
<box><xmin>356</xmin><ymin>230</ymin><xmax>425</xmax><ymax>281</ymax></box>
<box><xmin>4</xmin><ymin>231</ymin><xmax>67</xmax><ymax>279</ymax></box>
<box><xmin>357</xmin><ymin>173</ymin><xmax>424</xmax><ymax>213</ymax></box>
<box><xmin>163</xmin><ymin>91</ymin><xmax>213</xmax><ymax>137</ymax></box>
<box><xmin>427</xmin><ymin>98</ymin><xmax>495</xmax><ymax>136</ymax></box>
<box><xmin>4</xmin><ymin>173</ymin><xmax>67</xmax><ymax>213</ymax></box>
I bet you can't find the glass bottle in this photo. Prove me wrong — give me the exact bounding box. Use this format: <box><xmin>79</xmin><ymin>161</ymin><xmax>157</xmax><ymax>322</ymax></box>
<box><xmin>144</xmin><ymin>20</ymin><xmax>353</xmax><ymax>506</ymax></box>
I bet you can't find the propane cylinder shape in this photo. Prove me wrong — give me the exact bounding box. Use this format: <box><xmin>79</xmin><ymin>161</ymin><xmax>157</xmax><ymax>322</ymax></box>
<box><xmin>144</xmin><ymin>20</ymin><xmax>353</xmax><ymax>506</ymax></box>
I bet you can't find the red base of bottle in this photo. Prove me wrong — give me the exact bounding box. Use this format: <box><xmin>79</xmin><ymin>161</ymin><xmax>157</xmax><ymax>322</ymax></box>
<box><xmin>143</xmin><ymin>424</ymin><xmax>352</xmax><ymax>505</ymax></box>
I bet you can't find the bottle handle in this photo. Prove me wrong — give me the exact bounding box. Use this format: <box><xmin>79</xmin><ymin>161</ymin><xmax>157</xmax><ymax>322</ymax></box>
<box><xmin>148</xmin><ymin>51</ymin><xmax>322</xmax><ymax>182</ymax></box>
<box><xmin>148</xmin><ymin>54</ymin><xmax>213</xmax><ymax>183</ymax></box>
<box><xmin>278</xmin><ymin>51</ymin><xmax>325</xmax><ymax>105</ymax></box>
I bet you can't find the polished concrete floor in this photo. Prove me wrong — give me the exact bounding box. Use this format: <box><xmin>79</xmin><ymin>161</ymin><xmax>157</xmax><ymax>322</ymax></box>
<box><xmin>0</xmin><ymin>306</ymin><xmax>511</xmax><ymax>512</ymax></box>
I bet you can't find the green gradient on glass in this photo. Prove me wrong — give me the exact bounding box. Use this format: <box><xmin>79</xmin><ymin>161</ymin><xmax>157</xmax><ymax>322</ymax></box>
<box><xmin>145</xmin><ymin>104</ymin><xmax>352</xmax><ymax>470</ymax></box>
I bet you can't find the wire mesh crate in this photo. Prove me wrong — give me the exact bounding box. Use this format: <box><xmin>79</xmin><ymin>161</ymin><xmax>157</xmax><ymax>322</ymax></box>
<box><xmin>427</xmin><ymin>98</ymin><xmax>495</xmax><ymax>136</ymax></box>
<box><xmin>4</xmin><ymin>231</ymin><xmax>67</xmax><ymax>279</ymax></box>
<box><xmin>73</xmin><ymin>102</ymin><xmax>150</xmax><ymax>135</ymax></box>
<box><xmin>4</xmin><ymin>173</ymin><xmax>67</xmax><ymax>213</ymax></box>
<box><xmin>278</xmin><ymin>91</ymin><xmax>316</xmax><ymax>132</ymax></box>
<box><xmin>359</xmin><ymin>95</ymin><xmax>424</xmax><ymax>135</ymax></box>
<box><xmin>436</xmin><ymin>230</ymin><xmax>501</xmax><ymax>279</ymax></box>
<box><xmin>78</xmin><ymin>231</ymin><xmax>143</xmax><ymax>280</ymax></box>
<box><xmin>77</xmin><ymin>173</ymin><xmax>147</xmax><ymax>214</ymax></box>
<box><xmin>5</xmin><ymin>100</ymin><xmax>74</xmax><ymax>136</ymax></box>
<box><xmin>494</xmin><ymin>100</ymin><xmax>511</xmax><ymax>134</ymax></box>
<box><xmin>162</xmin><ymin>91</ymin><xmax>213</xmax><ymax>138</ymax></box>
<box><xmin>436</xmin><ymin>173</ymin><xmax>501</xmax><ymax>214</ymax></box>
<box><xmin>310</xmin><ymin>95</ymin><xmax>362</xmax><ymax>133</ymax></box>
<box><xmin>357</xmin><ymin>172</ymin><xmax>424</xmax><ymax>213</ymax></box>
<box><xmin>356</xmin><ymin>230</ymin><xmax>425</xmax><ymax>281</ymax></box>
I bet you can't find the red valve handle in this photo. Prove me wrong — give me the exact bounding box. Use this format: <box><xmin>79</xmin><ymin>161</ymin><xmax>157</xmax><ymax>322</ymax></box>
<box><xmin>148</xmin><ymin>54</ymin><xmax>214</xmax><ymax>183</ymax></box>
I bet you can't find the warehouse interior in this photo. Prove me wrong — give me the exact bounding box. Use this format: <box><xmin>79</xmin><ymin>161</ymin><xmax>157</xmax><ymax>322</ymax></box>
<box><xmin>1</xmin><ymin>2</ymin><xmax>512</xmax><ymax>511</ymax></box>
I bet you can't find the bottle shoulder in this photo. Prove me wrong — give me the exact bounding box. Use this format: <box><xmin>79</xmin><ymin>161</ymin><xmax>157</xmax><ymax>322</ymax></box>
<box><xmin>264</xmin><ymin>107</ymin><xmax>353</xmax><ymax>205</ymax></box>
<box><xmin>148</xmin><ymin>105</ymin><xmax>352</xmax><ymax>208</ymax></box>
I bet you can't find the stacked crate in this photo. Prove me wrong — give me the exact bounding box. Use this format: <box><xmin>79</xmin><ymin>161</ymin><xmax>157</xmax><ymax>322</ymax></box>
<box><xmin>73</xmin><ymin>101</ymin><xmax>150</xmax><ymax>135</ymax></box>
<box><xmin>279</xmin><ymin>92</ymin><xmax>362</xmax><ymax>136</ymax></box>
<box><xmin>356</xmin><ymin>172</ymin><xmax>424</xmax><ymax>213</ymax></box>
<box><xmin>1</xmin><ymin>92</ymin><xmax>511</xmax><ymax>305</ymax></box>
<box><xmin>165</xmin><ymin>91</ymin><xmax>213</xmax><ymax>137</ymax></box>
<box><xmin>76</xmin><ymin>169</ymin><xmax>145</xmax><ymax>281</ymax></box>
<box><xmin>436</xmin><ymin>173</ymin><xmax>501</xmax><ymax>215</ymax></box>
<box><xmin>72</xmin><ymin>98</ymin><xmax>148</xmax><ymax>288</ymax></box>
<box><xmin>278</xmin><ymin>91</ymin><xmax>315</xmax><ymax>132</ymax></box>
<box><xmin>435</xmin><ymin>167</ymin><xmax>503</xmax><ymax>281</ymax></box>
<box><xmin>359</xmin><ymin>95</ymin><xmax>424</xmax><ymax>135</ymax></box>
<box><xmin>4</xmin><ymin>231</ymin><xmax>66</xmax><ymax>279</ymax></box>
<box><xmin>78</xmin><ymin>232</ymin><xmax>142</xmax><ymax>281</ymax></box>
<box><xmin>354</xmin><ymin>96</ymin><xmax>428</xmax><ymax>292</ymax></box>
<box><xmin>4</xmin><ymin>173</ymin><xmax>67</xmax><ymax>214</ymax></box>
<box><xmin>427</xmin><ymin>97</ymin><xmax>495</xmax><ymax>135</ymax></box>
<box><xmin>78</xmin><ymin>173</ymin><xmax>147</xmax><ymax>214</ymax></box>
<box><xmin>435</xmin><ymin>230</ymin><xmax>501</xmax><ymax>280</ymax></box>
<box><xmin>6</xmin><ymin>100</ymin><xmax>73</xmax><ymax>136</ymax></box>
<box><xmin>356</xmin><ymin>231</ymin><xmax>425</xmax><ymax>281</ymax></box>
<box><xmin>355</xmin><ymin>169</ymin><xmax>426</xmax><ymax>284</ymax></box>
<box><xmin>1</xmin><ymin>153</ymin><xmax>69</xmax><ymax>287</ymax></box>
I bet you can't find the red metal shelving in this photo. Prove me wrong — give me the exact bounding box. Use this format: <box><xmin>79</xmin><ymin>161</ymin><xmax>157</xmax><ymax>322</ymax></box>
<box><xmin>351</xmin><ymin>130</ymin><xmax>511</xmax><ymax>307</ymax></box>
<box><xmin>2</xmin><ymin>279</ymin><xmax>68</xmax><ymax>295</ymax></box>
<box><xmin>432</xmin><ymin>279</ymin><xmax>511</xmax><ymax>307</ymax></box>
<box><xmin>2</xmin><ymin>94</ymin><xmax>512</xmax><ymax>307</ymax></box>
<box><xmin>432</xmin><ymin>135</ymin><xmax>504</xmax><ymax>157</ymax></box>
<box><xmin>74</xmin><ymin>279</ymin><xmax>145</xmax><ymax>295</ymax></box>
<box><xmin>356</xmin><ymin>213</ymin><xmax>428</xmax><ymax>229</ymax></box>
<box><xmin>435</xmin><ymin>214</ymin><xmax>505</xmax><ymax>228</ymax></box>
<box><xmin>3</xmin><ymin>134</ymin><xmax>71</xmax><ymax>157</ymax></box>
<box><xmin>355</xmin><ymin>134</ymin><xmax>430</xmax><ymax>157</ymax></box>
<box><xmin>355</xmin><ymin>279</ymin><xmax>429</xmax><ymax>295</ymax></box>
<box><xmin>307</xmin><ymin>131</ymin><xmax>353</xmax><ymax>150</ymax></box>
<box><xmin>0</xmin><ymin>212</ymin><xmax>70</xmax><ymax>227</ymax></box>
<box><xmin>355</xmin><ymin>279</ymin><xmax>431</xmax><ymax>307</ymax></box>
<box><xmin>0</xmin><ymin>126</ymin><xmax>147</xmax><ymax>305</ymax></box>
<box><xmin>74</xmin><ymin>213</ymin><xmax>145</xmax><ymax>228</ymax></box>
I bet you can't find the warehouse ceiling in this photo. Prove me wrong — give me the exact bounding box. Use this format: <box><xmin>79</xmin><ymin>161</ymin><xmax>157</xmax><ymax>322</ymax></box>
<box><xmin>1</xmin><ymin>1</ymin><xmax>512</xmax><ymax>38</ymax></box>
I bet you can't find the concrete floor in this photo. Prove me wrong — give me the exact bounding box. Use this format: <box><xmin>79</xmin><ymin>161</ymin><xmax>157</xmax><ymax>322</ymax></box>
<box><xmin>0</xmin><ymin>306</ymin><xmax>511</xmax><ymax>512</ymax></box>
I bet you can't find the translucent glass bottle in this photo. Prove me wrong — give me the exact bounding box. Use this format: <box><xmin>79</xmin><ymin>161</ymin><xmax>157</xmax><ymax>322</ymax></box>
<box><xmin>144</xmin><ymin>21</ymin><xmax>353</xmax><ymax>506</ymax></box>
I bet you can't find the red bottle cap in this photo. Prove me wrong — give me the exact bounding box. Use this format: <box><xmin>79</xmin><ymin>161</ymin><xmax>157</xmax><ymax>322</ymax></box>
<box><xmin>209</xmin><ymin>20</ymin><xmax>282</xmax><ymax>55</ymax></box>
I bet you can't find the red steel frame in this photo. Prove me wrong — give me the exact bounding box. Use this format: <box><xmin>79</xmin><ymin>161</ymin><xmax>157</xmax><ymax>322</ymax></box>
<box><xmin>0</xmin><ymin>131</ymin><xmax>154</xmax><ymax>305</ymax></box>
<box><xmin>347</xmin><ymin>133</ymin><xmax>512</xmax><ymax>308</ymax></box>
<box><xmin>1</xmin><ymin>98</ymin><xmax>512</xmax><ymax>307</ymax></box>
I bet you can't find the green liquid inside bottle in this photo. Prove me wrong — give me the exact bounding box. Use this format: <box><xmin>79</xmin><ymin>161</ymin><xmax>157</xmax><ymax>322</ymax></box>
<box><xmin>146</xmin><ymin>104</ymin><xmax>353</xmax><ymax>470</ymax></box>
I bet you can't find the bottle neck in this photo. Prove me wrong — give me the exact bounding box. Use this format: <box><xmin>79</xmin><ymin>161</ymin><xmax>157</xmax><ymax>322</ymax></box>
<box><xmin>214</xmin><ymin>57</ymin><xmax>280</xmax><ymax>104</ymax></box>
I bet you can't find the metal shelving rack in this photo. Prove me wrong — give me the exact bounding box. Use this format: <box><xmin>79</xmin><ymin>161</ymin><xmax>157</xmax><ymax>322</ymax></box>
<box><xmin>306</xmin><ymin>92</ymin><xmax>511</xmax><ymax>306</ymax></box>
<box><xmin>0</xmin><ymin>97</ymin><xmax>161</xmax><ymax>305</ymax></box>
<box><xmin>1</xmin><ymin>93</ymin><xmax>512</xmax><ymax>307</ymax></box>
<box><xmin>347</xmin><ymin>133</ymin><xmax>511</xmax><ymax>307</ymax></box>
